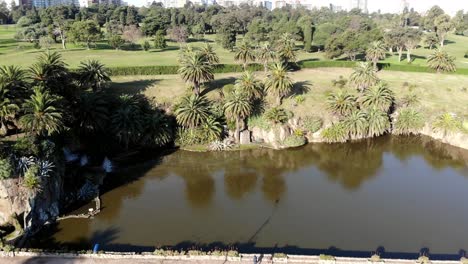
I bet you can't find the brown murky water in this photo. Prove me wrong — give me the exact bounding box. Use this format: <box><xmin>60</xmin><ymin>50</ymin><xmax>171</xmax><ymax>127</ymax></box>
<box><xmin>42</xmin><ymin>136</ymin><xmax>468</xmax><ymax>258</ymax></box>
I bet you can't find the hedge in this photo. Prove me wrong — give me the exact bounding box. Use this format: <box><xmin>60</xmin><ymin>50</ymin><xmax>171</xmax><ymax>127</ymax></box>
<box><xmin>107</xmin><ymin>61</ymin><xmax>468</xmax><ymax>76</ymax></box>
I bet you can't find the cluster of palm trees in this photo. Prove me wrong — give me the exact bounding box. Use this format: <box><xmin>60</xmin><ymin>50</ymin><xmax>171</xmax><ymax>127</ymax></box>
<box><xmin>0</xmin><ymin>52</ymin><xmax>173</xmax><ymax>157</ymax></box>
<box><xmin>175</xmin><ymin>39</ymin><xmax>296</xmax><ymax>146</ymax></box>
<box><xmin>323</xmin><ymin>62</ymin><xmax>427</xmax><ymax>142</ymax></box>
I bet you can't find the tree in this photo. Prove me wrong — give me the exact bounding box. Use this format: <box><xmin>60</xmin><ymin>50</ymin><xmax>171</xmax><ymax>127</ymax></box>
<box><xmin>256</xmin><ymin>42</ymin><xmax>276</xmax><ymax>73</ymax></box>
<box><xmin>111</xmin><ymin>94</ymin><xmax>143</xmax><ymax>148</ymax></box>
<box><xmin>175</xmin><ymin>94</ymin><xmax>210</xmax><ymax>128</ymax></box>
<box><xmin>75</xmin><ymin>92</ymin><xmax>109</xmax><ymax>135</ymax></box>
<box><xmin>20</xmin><ymin>87</ymin><xmax>64</xmax><ymax>137</ymax></box>
<box><xmin>264</xmin><ymin>107</ymin><xmax>289</xmax><ymax>125</ymax></box>
<box><xmin>141</xmin><ymin>110</ymin><xmax>173</xmax><ymax>147</ymax></box>
<box><xmin>224</xmin><ymin>91</ymin><xmax>252</xmax><ymax>143</ymax></box>
<box><xmin>313</xmin><ymin>22</ymin><xmax>338</xmax><ymax>50</ymax></box>
<box><xmin>0</xmin><ymin>88</ymin><xmax>19</xmax><ymax>136</ymax></box>
<box><xmin>167</xmin><ymin>25</ymin><xmax>188</xmax><ymax>43</ymax></box>
<box><xmin>393</xmin><ymin>108</ymin><xmax>424</xmax><ymax>135</ymax></box>
<box><xmin>424</xmin><ymin>33</ymin><xmax>439</xmax><ymax>49</ymax></box>
<box><xmin>326</xmin><ymin>90</ymin><xmax>356</xmax><ymax>117</ymax></box>
<box><xmin>216</xmin><ymin>27</ymin><xmax>236</xmax><ymax>51</ymax></box>
<box><xmin>349</xmin><ymin>62</ymin><xmax>379</xmax><ymax>91</ymax></box>
<box><xmin>360</xmin><ymin>83</ymin><xmax>394</xmax><ymax>112</ymax></box>
<box><xmin>29</xmin><ymin>52</ymin><xmax>70</xmax><ymax>97</ymax></box>
<box><xmin>434</xmin><ymin>14</ymin><xmax>454</xmax><ymax>47</ymax></box>
<box><xmin>0</xmin><ymin>65</ymin><xmax>28</xmax><ymax>104</ymax></box>
<box><xmin>178</xmin><ymin>52</ymin><xmax>214</xmax><ymax>95</ymax></box>
<box><xmin>153</xmin><ymin>29</ymin><xmax>166</xmax><ymax>49</ymax></box>
<box><xmin>298</xmin><ymin>15</ymin><xmax>314</xmax><ymax>52</ymax></box>
<box><xmin>199</xmin><ymin>43</ymin><xmax>219</xmax><ymax>64</ymax></box>
<box><xmin>403</xmin><ymin>28</ymin><xmax>422</xmax><ymax>62</ymax></box>
<box><xmin>69</xmin><ymin>20</ymin><xmax>101</xmax><ymax>49</ymax></box>
<box><xmin>432</xmin><ymin>112</ymin><xmax>462</xmax><ymax>135</ymax></box>
<box><xmin>235</xmin><ymin>71</ymin><xmax>263</xmax><ymax>100</ymax></box>
<box><xmin>234</xmin><ymin>42</ymin><xmax>256</xmax><ymax>70</ymax></box>
<box><xmin>343</xmin><ymin>110</ymin><xmax>368</xmax><ymax>140</ymax></box>
<box><xmin>245</xmin><ymin>18</ymin><xmax>269</xmax><ymax>45</ymax></box>
<box><xmin>427</xmin><ymin>49</ymin><xmax>456</xmax><ymax>73</ymax></box>
<box><xmin>108</xmin><ymin>34</ymin><xmax>125</xmax><ymax>50</ymax></box>
<box><xmin>277</xmin><ymin>33</ymin><xmax>296</xmax><ymax>66</ymax></box>
<box><xmin>77</xmin><ymin>60</ymin><xmax>111</xmax><ymax>92</ymax></box>
<box><xmin>366</xmin><ymin>108</ymin><xmax>390</xmax><ymax>137</ymax></box>
<box><xmin>423</xmin><ymin>5</ymin><xmax>445</xmax><ymax>31</ymax></box>
<box><xmin>122</xmin><ymin>25</ymin><xmax>142</xmax><ymax>48</ymax></box>
<box><xmin>264</xmin><ymin>63</ymin><xmax>293</xmax><ymax>105</ymax></box>
<box><xmin>365</xmin><ymin>41</ymin><xmax>386</xmax><ymax>70</ymax></box>
<box><xmin>384</xmin><ymin>27</ymin><xmax>406</xmax><ymax>61</ymax></box>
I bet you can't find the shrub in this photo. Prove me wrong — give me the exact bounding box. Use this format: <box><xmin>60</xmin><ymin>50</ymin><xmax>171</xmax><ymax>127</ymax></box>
<box><xmin>465</xmin><ymin>50</ymin><xmax>468</xmax><ymax>59</ymax></box>
<box><xmin>321</xmin><ymin>122</ymin><xmax>348</xmax><ymax>143</ymax></box>
<box><xmin>463</xmin><ymin>120</ymin><xmax>468</xmax><ymax>133</ymax></box>
<box><xmin>143</xmin><ymin>40</ymin><xmax>151</xmax><ymax>51</ymax></box>
<box><xmin>432</xmin><ymin>113</ymin><xmax>462</xmax><ymax>135</ymax></box>
<box><xmin>302</xmin><ymin>116</ymin><xmax>323</xmax><ymax>133</ymax></box>
<box><xmin>282</xmin><ymin>135</ymin><xmax>306</xmax><ymax>147</ymax></box>
<box><xmin>247</xmin><ymin>115</ymin><xmax>271</xmax><ymax>130</ymax></box>
<box><xmin>264</xmin><ymin>107</ymin><xmax>291</xmax><ymax>125</ymax></box>
<box><xmin>108</xmin><ymin>35</ymin><xmax>125</xmax><ymax>50</ymax></box>
<box><xmin>319</xmin><ymin>254</ymin><xmax>335</xmax><ymax>261</ymax></box>
<box><xmin>273</xmin><ymin>253</ymin><xmax>287</xmax><ymax>259</ymax></box>
<box><xmin>227</xmin><ymin>250</ymin><xmax>239</xmax><ymax>257</ymax></box>
<box><xmin>0</xmin><ymin>158</ymin><xmax>13</xmax><ymax>180</ymax></box>
<box><xmin>392</xmin><ymin>108</ymin><xmax>425</xmax><ymax>135</ymax></box>
<box><xmin>154</xmin><ymin>30</ymin><xmax>167</xmax><ymax>49</ymax></box>
<box><xmin>294</xmin><ymin>95</ymin><xmax>306</xmax><ymax>104</ymax></box>
<box><xmin>418</xmin><ymin>256</ymin><xmax>430</xmax><ymax>264</ymax></box>
<box><xmin>23</xmin><ymin>165</ymin><xmax>41</xmax><ymax>191</ymax></box>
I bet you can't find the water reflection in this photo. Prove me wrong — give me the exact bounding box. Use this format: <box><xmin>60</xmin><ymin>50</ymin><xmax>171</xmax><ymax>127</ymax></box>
<box><xmin>33</xmin><ymin>135</ymin><xmax>468</xmax><ymax>256</ymax></box>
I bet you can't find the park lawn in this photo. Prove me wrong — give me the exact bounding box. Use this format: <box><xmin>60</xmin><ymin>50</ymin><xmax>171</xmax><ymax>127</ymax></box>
<box><xmin>110</xmin><ymin>68</ymin><xmax>468</xmax><ymax>123</ymax></box>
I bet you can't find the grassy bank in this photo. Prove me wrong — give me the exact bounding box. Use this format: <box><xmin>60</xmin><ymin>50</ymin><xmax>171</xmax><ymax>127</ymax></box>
<box><xmin>110</xmin><ymin>68</ymin><xmax>468</xmax><ymax>123</ymax></box>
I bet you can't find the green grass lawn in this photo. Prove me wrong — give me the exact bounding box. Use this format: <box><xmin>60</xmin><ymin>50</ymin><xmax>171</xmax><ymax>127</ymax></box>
<box><xmin>111</xmin><ymin>68</ymin><xmax>468</xmax><ymax>123</ymax></box>
<box><xmin>2</xmin><ymin>24</ymin><xmax>466</xmax><ymax>69</ymax></box>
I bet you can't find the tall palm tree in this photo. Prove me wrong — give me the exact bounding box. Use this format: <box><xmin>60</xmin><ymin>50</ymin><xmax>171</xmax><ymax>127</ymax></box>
<box><xmin>256</xmin><ymin>42</ymin><xmax>276</xmax><ymax>73</ymax></box>
<box><xmin>427</xmin><ymin>49</ymin><xmax>456</xmax><ymax>73</ymax></box>
<box><xmin>20</xmin><ymin>87</ymin><xmax>64</xmax><ymax>137</ymax></box>
<box><xmin>75</xmin><ymin>92</ymin><xmax>109</xmax><ymax>135</ymax></box>
<box><xmin>234</xmin><ymin>42</ymin><xmax>256</xmax><ymax>70</ymax></box>
<box><xmin>77</xmin><ymin>60</ymin><xmax>111</xmax><ymax>92</ymax></box>
<box><xmin>360</xmin><ymin>83</ymin><xmax>394</xmax><ymax>112</ymax></box>
<box><xmin>111</xmin><ymin>94</ymin><xmax>144</xmax><ymax>148</ymax></box>
<box><xmin>343</xmin><ymin>110</ymin><xmax>368</xmax><ymax>140</ymax></box>
<box><xmin>366</xmin><ymin>108</ymin><xmax>390</xmax><ymax>137</ymax></box>
<box><xmin>277</xmin><ymin>33</ymin><xmax>297</xmax><ymax>66</ymax></box>
<box><xmin>349</xmin><ymin>62</ymin><xmax>379</xmax><ymax>91</ymax></box>
<box><xmin>326</xmin><ymin>90</ymin><xmax>357</xmax><ymax>117</ymax></box>
<box><xmin>178</xmin><ymin>52</ymin><xmax>214</xmax><ymax>95</ymax></box>
<box><xmin>235</xmin><ymin>71</ymin><xmax>263</xmax><ymax>100</ymax></box>
<box><xmin>365</xmin><ymin>41</ymin><xmax>386</xmax><ymax>70</ymax></box>
<box><xmin>199</xmin><ymin>44</ymin><xmax>219</xmax><ymax>65</ymax></box>
<box><xmin>175</xmin><ymin>94</ymin><xmax>210</xmax><ymax>128</ymax></box>
<box><xmin>264</xmin><ymin>63</ymin><xmax>293</xmax><ymax>105</ymax></box>
<box><xmin>29</xmin><ymin>52</ymin><xmax>68</xmax><ymax>86</ymax></box>
<box><xmin>224</xmin><ymin>91</ymin><xmax>252</xmax><ymax>143</ymax></box>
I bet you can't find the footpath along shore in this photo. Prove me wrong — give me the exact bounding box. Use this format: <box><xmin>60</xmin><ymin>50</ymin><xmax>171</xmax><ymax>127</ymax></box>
<box><xmin>0</xmin><ymin>253</ymin><xmax>465</xmax><ymax>264</ymax></box>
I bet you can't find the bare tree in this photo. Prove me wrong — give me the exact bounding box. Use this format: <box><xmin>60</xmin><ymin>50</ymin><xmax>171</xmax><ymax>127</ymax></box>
<box><xmin>122</xmin><ymin>25</ymin><xmax>142</xmax><ymax>48</ymax></box>
<box><xmin>168</xmin><ymin>26</ymin><xmax>189</xmax><ymax>43</ymax></box>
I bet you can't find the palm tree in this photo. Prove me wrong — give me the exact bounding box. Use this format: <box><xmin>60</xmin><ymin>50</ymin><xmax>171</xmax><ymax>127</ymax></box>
<box><xmin>427</xmin><ymin>49</ymin><xmax>456</xmax><ymax>73</ymax></box>
<box><xmin>264</xmin><ymin>63</ymin><xmax>293</xmax><ymax>105</ymax></box>
<box><xmin>432</xmin><ymin>112</ymin><xmax>462</xmax><ymax>135</ymax></box>
<box><xmin>201</xmin><ymin>116</ymin><xmax>223</xmax><ymax>142</ymax></box>
<box><xmin>365</xmin><ymin>41</ymin><xmax>386</xmax><ymax>70</ymax></box>
<box><xmin>392</xmin><ymin>108</ymin><xmax>425</xmax><ymax>135</ymax></box>
<box><xmin>178</xmin><ymin>52</ymin><xmax>214</xmax><ymax>95</ymax></box>
<box><xmin>199</xmin><ymin>44</ymin><xmax>219</xmax><ymax>64</ymax></box>
<box><xmin>277</xmin><ymin>33</ymin><xmax>297</xmax><ymax>65</ymax></box>
<box><xmin>224</xmin><ymin>91</ymin><xmax>252</xmax><ymax>143</ymax></box>
<box><xmin>349</xmin><ymin>62</ymin><xmax>379</xmax><ymax>91</ymax></box>
<box><xmin>141</xmin><ymin>110</ymin><xmax>173</xmax><ymax>147</ymax></box>
<box><xmin>0</xmin><ymin>65</ymin><xmax>28</xmax><ymax>103</ymax></box>
<box><xmin>366</xmin><ymin>108</ymin><xmax>390</xmax><ymax>137</ymax></box>
<box><xmin>175</xmin><ymin>94</ymin><xmax>210</xmax><ymax>128</ymax></box>
<box><xmin>326</xmin><ymin>90</ymin><xmax>357</xmax><ymax>117</ymax></box>
<box><xmin>75</xmin><ymin>92</ymin><xmax>109</xmax><ymax>135</ymax></box>
<box><xmin>111</xmin><ymin>94</ymin><xmax>144</xmax><ymax>148</ymax></box>
<box><xmin>178</xmin><ymin>45</ymin><xmax>196</xmax><ymax>64</ymax></box>
<box><xmin>321</xmin><ymin>122</ymin><xmax>348</xmax><ymax>143</ymax></box>
<box><xmin>234</xmin><ymin>42</ymin><xmax>256</xmax><ymax>70</ymax></box>
<box><xmin>77</xmin><ymin>60</ymin><xmax>111</xmax><ymax>92</ymax></box>
<box><xmin>343</xmin><ymin>110</ymin><xmax>368</xmax><ymax>140</ymax></box>
<box><xmin>0</xmin><ymin>88</ymin><xmax>19</xmax><ymax>136</ymax></box>
<box><xmin>20</xmin><ymin>87</ymin><xmax>64</xmax><ymax>137</ymax></box>
<box><xmin>235</xmin><ymin>71</ymin><xmax>263</xmax><ymax>100</ymax></box>
<box><xmin>256</xmin><ymin>42</ymin><xmax>276</xmax><ymax>73</ymax></box>
<box><xmin>360</xmin><ymin>83</ymin><xmax>394</xmax><ymax>112</ymax></box>
<box><xmin>264</xmin><ymin>107</ymin><xmax>289</xmax><ymax>125</ymax></box>
<box><xmin>29</xmin><ymin>52</ymin><xmax>68</xmax><ymax>86</ymax></box>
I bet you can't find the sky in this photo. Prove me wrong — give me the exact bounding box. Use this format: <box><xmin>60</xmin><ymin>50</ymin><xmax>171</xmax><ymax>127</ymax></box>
<box><xmin>127</xmin><ymin>0</ymin><xmax>465</xmax><ymax>15</ymax></box>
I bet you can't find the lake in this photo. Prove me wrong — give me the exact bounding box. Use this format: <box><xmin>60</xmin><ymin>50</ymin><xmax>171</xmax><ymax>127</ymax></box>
<box><xmin>37</xmin><ymin>136</ymin><xmax>468</xmax><ymax>259</ymax></box>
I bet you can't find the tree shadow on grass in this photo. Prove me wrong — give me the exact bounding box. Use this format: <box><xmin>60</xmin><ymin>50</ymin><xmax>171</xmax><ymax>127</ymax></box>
<box><xmin>150</xmin><ymin>46</ymin><xmax>179</xmax><ymax>52</ymax></box>
<box><xmin>109</xmin><ymin>79</ymin><xmax>161</xmax><ymax>95</ymax></box>
<box><xmin>201</xmin><ymin>77</ymin><xmax>237</xmax><ymax>96</ymax></box>
<box><xmin>290</xmin><ymin>80</ymin><xmax>312</xmax><ymax>96</ymax></box>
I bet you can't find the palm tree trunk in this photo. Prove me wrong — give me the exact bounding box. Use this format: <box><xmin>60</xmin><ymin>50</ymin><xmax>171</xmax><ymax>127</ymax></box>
<box><xmin>264</xmin><ymin>62</ymin><xmax>268</xmax><ymax>73</ymax></box>
<box><xmin>277</xmin><ymin>96</ymin><xmax>282</xmax><ymax>106</ymax></box>
<box><xmin>373</xmin><ymin>59</ymin><xmax>378</xmax><ymax>71</ymax></box>
<box><xmin>235</xmin><ymin>117</ymin><xmax>240</xmax><ymax>143</ymax></box>
<box><xmin>243</xmin><ymin>62</ymin><xmax>247</xmax><ymax>71</ymax></box>
<box><xmin>194</xmin><ymin>81</ymin><xmax>200</xmax><ymax>95</ymax></box>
